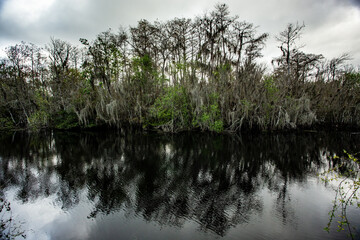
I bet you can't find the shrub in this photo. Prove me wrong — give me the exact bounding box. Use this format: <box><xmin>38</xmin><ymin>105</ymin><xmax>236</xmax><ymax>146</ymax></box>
<box><xmin>28</xmin><ymin>110</ymin><xmax>49</xmax><ymax>131</ymax></box>
<box><xmin>193</xmin><ymin>93</ymin><xmax>224</xmax><ymax>133</ymax></box>
<box><xmin>51</xmin><ymin>110</ymin><xmax>80</xmax><ymax>130</ymax></box>
<box><xmin>149</xmin><ymin>85</ymin><xmax>192</xmax><ymax>132</ymax></box>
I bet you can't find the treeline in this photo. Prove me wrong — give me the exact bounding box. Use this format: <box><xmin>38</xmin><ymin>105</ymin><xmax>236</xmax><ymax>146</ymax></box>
<box><xmin>0</xmin><ymin>4</ymin><xmax>359</xmax><ymax>132</ymax></box>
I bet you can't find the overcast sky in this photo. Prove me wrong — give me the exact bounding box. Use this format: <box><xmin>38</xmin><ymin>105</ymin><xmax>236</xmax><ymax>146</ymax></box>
<box><xmin>0</xmin><ymin>0</ymin><xmax>360</xmax><ymax>67</ymax></box>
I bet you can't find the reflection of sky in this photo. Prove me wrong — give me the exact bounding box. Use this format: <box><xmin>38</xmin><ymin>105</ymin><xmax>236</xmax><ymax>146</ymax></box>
<box><xmin>6</xmin><ymin>186</ymin><xmax>218</xmax><ymax>240</ymax></box>
<box><xmin>227</xmin><ymin>177</ymin><xmax>360</xmax><ymax>240</ymax></box>
<box><xmin>5</xmin><ymin>188</ymin><xmax>95</xmax><ymax>240</ymax></box>
<box><xmin>2</xmin><ymin>131</ymin><xmax>359</xmax><ymax>240</ymax></box>
<box><xmin>6</xmin><ymin>188</ymin><xmax>63</xmax><ymax>240</ymax></box>
<box><xmin>5</xmin><ymin>176</ymin><xmax>360</xmax><ymax>240</ymax></box>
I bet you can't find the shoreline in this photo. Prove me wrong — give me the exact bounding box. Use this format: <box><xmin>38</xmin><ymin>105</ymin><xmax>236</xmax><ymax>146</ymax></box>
<box><xmin>2</xmin><ymin>121</ymin><xmax>360</xmax><ymax>135</ymax></box>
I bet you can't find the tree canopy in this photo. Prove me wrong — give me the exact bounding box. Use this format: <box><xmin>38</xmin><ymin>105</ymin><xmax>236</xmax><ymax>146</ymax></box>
<box><xmin>0</xmin><ymin>3</ymin><xmax>359</xmax><ymax>132</ymax></box>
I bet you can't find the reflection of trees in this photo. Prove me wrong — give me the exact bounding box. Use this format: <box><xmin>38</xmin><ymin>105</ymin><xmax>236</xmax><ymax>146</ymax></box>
<box><xmin>0</xmin><ymin>130</ymin><xmax>359</xmax><ymax>236</ymax></box>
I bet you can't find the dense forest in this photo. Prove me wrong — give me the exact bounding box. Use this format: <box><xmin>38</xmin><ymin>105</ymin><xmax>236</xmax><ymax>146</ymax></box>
<box><xmin>0</xmin><ymin>4</ymin><xmax>359</xmax><ymax>132</ymax></box>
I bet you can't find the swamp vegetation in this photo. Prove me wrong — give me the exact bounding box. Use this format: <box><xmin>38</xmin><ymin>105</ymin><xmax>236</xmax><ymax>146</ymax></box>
<box><xmin>0</xmin><ymin>4</ymin><xmax>360</xmax><ymax>132</ymax></box>
<box><xmin>320</xmin><ymin>151</ymin><xmax>360</xmax><ymax>239</ymax></box>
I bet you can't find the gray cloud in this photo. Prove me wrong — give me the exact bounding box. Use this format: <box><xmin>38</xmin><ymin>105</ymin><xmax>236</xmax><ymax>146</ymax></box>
<box><xmin>350</xmin><ymin>0</ymin><xmax>360</xmax><ymax>7</ymax></box>
<box><xmin>0</xmin><ymin>0</ymin><xmax>359</xmax><ymax>66</ymax></box>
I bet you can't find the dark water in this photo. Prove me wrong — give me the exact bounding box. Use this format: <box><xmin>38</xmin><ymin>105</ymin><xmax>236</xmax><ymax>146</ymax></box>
<box><xmin>0</xmin><ymin>130</ymin><xmax>359</xmax><ymax>240</ymax></box>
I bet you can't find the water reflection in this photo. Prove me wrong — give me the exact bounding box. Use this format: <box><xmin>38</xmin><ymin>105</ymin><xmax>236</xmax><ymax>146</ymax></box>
<box><xmin>0</xmin><ymin>130</ymin><xmax>359</xmax><ymax>238</ymax></box>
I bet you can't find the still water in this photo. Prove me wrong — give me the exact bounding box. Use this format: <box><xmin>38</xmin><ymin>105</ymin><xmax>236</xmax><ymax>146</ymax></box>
<box><xmin>0</xmin><ymin>130</ymin><xmax>359</xmax><ymax>240</ymax></box>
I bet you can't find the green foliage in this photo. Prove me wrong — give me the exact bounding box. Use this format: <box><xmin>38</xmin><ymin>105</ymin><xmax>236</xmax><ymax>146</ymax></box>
<box><xmin>194</xmin><ymin>93</ymin><xmax>224</xmax><ymax>133</ymax></box>
<box><xmin>0</xmin><ymin>118</ymin><xmax>15</xmax><ymax>131</ymax></box>
<box><xmin>175</xmin><ymin>62</ymin><xmax>187</xmax><ymax>71</ymax></box>
<box><xmin>132</xmin><ymin>55</ymin><xmax>158</xmax><ymax>87</ymax></box>
<box><xmin>0</xmin><ymin>7</ymin><xmax>360</xmax><ymax>132</ymax></box>
<box><xmin>320</xmin><ymin>151</ymin><xmax>360</xmax><ymax>239</ymax></box>
<box><xmin>80</xmin><ymin>30</ymin><xmax>124</xmax><ymax>91</ymax></box>
<box><xmin>343</xmin><ymin>72</ymin><xmax>360</xmax><ymax>88</ymax></box>
<box><xmin>149</xmin><ymin>85</ymin><xmax>192</xmax><ymax>131</ymax></box>
<box><xmin>212</xmin><ymin>119</ymin><xmax>224</xmax><ymax>133</ymax></box>
<box><xmin>28</xmin><ymin>110</ymin><xmax>49</xmax><ymax>131</ymax></box>
<box><xmin>28</xmin><ymin>91</ymin><xmax>51</xmax><ymax>131</ymax></box>
<box><xmin>51</xmin><ymin>111</ymin><xmax>80</xmax><ymax>130</ymax></box>
<box><xmin>70</xmin><ymin>71</ymin><xmax>94</xmax><ymax>107</ymax></box>
<box><xmin>212</xmin><ymin>63</ymin><xmax>232</xmax><ymax>83</ymax></box>
<box><xmin>263</xmin><ymin>75</ymin><xmax>279</xmax><ymax>98</ymax></box>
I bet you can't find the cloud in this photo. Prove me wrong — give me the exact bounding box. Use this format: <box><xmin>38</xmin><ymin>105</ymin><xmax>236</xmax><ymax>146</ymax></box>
<box><xmin>0</xmin><ymin>0</ymin><xmax>205</xmax><ymax>46</ymax></box>
<box><xmin>350</xmin><ymin>0</ymin><xmax>360</xmax><ymax>7</ymax></box>
<box><xmin>0</xmin><ymin>0</ymin><xmax>359</xmax><ymax>66</ymax></box>
<box><xmin>302</xmin><ymin>5</ymin><xmax>360</xmax><ymax>58</ymax></box>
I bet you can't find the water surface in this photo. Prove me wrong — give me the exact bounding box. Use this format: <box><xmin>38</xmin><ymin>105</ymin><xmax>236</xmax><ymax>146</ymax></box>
<box><xmin>0</xmin><ymin>130</ymin><xmax>359</xmax><ymax>240</ymax></box>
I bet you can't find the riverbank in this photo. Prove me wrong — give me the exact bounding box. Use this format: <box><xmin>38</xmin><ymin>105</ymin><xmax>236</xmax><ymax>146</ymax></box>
<box><xmin>1</xmin><ymin>4</ymin><xmax>359</xmax><ymax>135</ymax></box>
<box><xmin>2</xmin><ymin>120</ymin><xmax>360</xmax><ymax>135</ymax></box>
